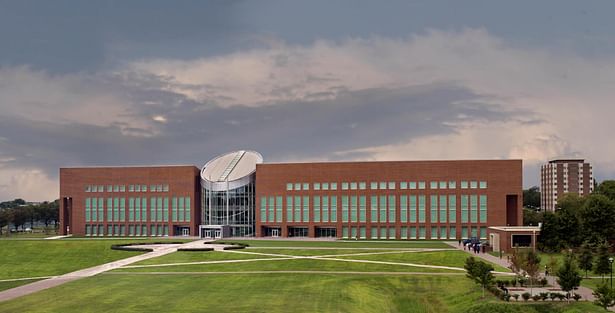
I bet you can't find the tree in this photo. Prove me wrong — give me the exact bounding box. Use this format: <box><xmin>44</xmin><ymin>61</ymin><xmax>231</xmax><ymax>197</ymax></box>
<box><xmin>578</xmin><ymin>241</ymin><xmax>594</xmax><ymax>278</ymax></box>
<box><xmin>580</xmin><ymin>195</ymin><xmax>615</xmax><ymax>244</ymax></box>
<box><xmin>0</xmin><ymin>209</ymin><xmax>10</xmax><ymax>235</ymax></box>
<box><xmin>523</xmin><ymin>208</ymin><xmax>544</xmax><ymax>226</ymax></box>
<box><xmin>595</xmin><ymin>241</ymin><xmax>612</xmax><ymax>282</ymax></box>
<box><xmin>538</xmin><ymin>212</ymin><xmax>563</xmax><ymax>252</ymax></box>
<box><xmin>547</xmin><ymin>255</ymin><xmax>559</xmax><ymax>276</ymax></box>
<box><xmin>557</xmin><ymin>253</ymin><xmax>582</xmax><ymax>302</ymax></box>
<box><xmin>10</xmin><ymin>207</ymin><xmax>27</xmax><ymax>231</ymax></box>
<box><xmin>523</xmin><ymin>186</ymin><xmax>541</xmax><ymax>209</ymax></box>
<box><xmin>593</xmin><ymin>283</ymin><xmax>615</xmax><ymax>310</ymax></box>
<box><xmin>597</xmin><ymin>180</ymin><xmax>615</xmax><ymax>202</ymax></box>
<box><xmin>465</xmin><ymin>256</ymin><xmax>494</xmax><ymax>298</ymax></box>
<box><xmin>509</xmin><ymin>246</ymin><xmax>524</xmax><ymax>275</ymax></box>
<box><xmin>523</xmin><ymin>250</ymin><xmax>542</xmax><ymax>296</ymax></box>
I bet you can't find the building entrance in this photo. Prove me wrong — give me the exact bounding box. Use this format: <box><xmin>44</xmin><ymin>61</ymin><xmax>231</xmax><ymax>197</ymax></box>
<box><xmin>182</xmin><ymin>228</ymin><xmax>190</xmax><ymax>236</ymax></box>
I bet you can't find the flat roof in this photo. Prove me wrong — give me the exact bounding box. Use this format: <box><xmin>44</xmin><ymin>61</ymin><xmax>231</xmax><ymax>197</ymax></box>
<box><xmin>549</xmin><ymin>159</ymin><xmax>585</xmax><ymax>164</ymax></box>
<box><xmin>261</xmin><ymin>158</ymin><xmax>522</xmax><ymax>166</ymax></box>
<box><xmin>489</xmin><ymin>226</ymin><xmax>541</xmax><ymax>232</ymax></box>
<box><xmin>60</xmin><ymin>164</ymin><xmax>198</xmax><ymax>169</ymax></box>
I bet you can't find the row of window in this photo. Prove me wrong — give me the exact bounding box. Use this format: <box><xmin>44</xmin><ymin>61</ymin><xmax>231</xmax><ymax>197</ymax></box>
<box><xmin>84</xmin><ymin>224</ymin><xmax>170</xmax><ymax>236</ymax></box>
<box><xmin>84</xmin><ymin>197</ymin><xmax>191</xmax><ymax>223</ymax></box>
<box><xmin>340</xmin><ymin>226</ymin><xmax>488</xmax><ymax>240</ymax></box>
<box><xmin>260</xmin><ymin>194</ymin><xmax>488</xmax><ymax>224</ymax></box>
<box><xmin>84</xmin><ymin>184</ymin><xmax>170</xmax><ymax>193</ymax></box>
<box><xmin>286</xmin><ymin>181</ymin><xmax>488</xmax><ymax>191</ymax></box>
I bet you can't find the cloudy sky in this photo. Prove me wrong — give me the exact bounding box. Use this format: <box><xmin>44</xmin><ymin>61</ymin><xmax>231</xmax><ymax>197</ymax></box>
<box><xmin>1</xmin><ymin>1</ymin><xmax>614</xmax><ymax>201</ymax></box>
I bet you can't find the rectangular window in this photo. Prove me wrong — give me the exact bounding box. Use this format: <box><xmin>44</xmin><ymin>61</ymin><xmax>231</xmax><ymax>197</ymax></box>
<box><xmin>379</xmin><ymin>196</ymin><xmax>387</xmax><ymax>223</ymax></box>
<box><xmin>129</xmin><ymin>198</ymin><xmax>135</xmax><ymax>222</ymax></box>
<box><xmin>135</xmin><ymin>197</ymin><xmax>141</xmax><ymax>222</ymax></box>
<box><xmin>350</xmin><ymin>196</ymin><xmax>357</xmax><ymax>222</ymax></box>
<box><xmin>439</xmin><ymin>195</ymin><xmax>447</xmax><ymax>223</ymax></box>
<box><xmin>331</xmin><ymin>182</ymin><xmax>337</xmax><ymax>190</ymax></box>
<box><xmin>449</xmin><ymin>226</ymin><xmax>457</xmax><ymax>239</ymax></box>
<box><xmin>313</xmin><ymin>183</ymin><xmax>320</xmax><ymax>190</ymax></box>
<box><xmin>85</xmin><ymin>198</ymin><xmax>91</xmax><ymax>222</ymax></box>
<box><xmin>400</xmin><ymin>182</ymin><xmax>408</xmax><ymax>190</ymax></box>
<box><xmin>388</xmin><ymin>195</ymin><xmax>395</xmax><ymax>222</ymax></box>
<box><xmin>106</xmin><ymin>198</ymin><xmax>113</xmax><ymax>222</ymax></box>
<box><xmin>90</xmin><ymin>198</ymin><xmax>97</xmax><ymax>222</ymax></box>
<box><xmin>461</xmin><ymin>195</ymin><xmax>469</xmax><ymax>223</ymax></box>
<box><xmin>98</xmin><ymin>198</ymin><xmax>104</xmax><ymax>222</ymax></box>
<box><xmin>157</xmin><ymin>185</ymin><xmax>163</xmax><ymax>192</ymax></box>
<box><xmin>470</xmin><ymin>195</ymin><xmax>478</xmax><ymax>223</ymax></box>
<box><xmin>461</xmin><ymin>181</ymin><xmax>468</xmax><ymax>189</ymax></box>
<box><xmin>418</xmin><ymin>195</ymin><xmax>426</xmax><ymax>223</ymax></box>
<box><xmin>371</xmin><ymin>227</ymin><xmax>378</xmax><ymax>239</ymax></box>
<box><xmin>150</xmin><ymin>197</ymin><xmax>156</xmax><ymax>222</ymax></box>
<box><xmin>303</xmin><ymin>183</ymin><xmax>309</xmax><ymax>191</ymax></box>
<box><xmin>172</xmin><ymin>197</ymin><xmax>177</xmax><ymax>222</ymax></box>
<box><xmin>286</xmin><ymin>196</ymin><xmax>293</xmax><ymax>223</ymax></box>
<box><xmin>431</xmin><ymin>227</ymin><xmax>437</xmax><ymax>239</ymax></box>
<box><xmin>322</xmin><ymin>183</ymin><xmax>329</xmax><ymax>190</ymax></box>
<box><xmin>86</xmin><ymin>185</ymin><xmax>91</xmax><ymax>192</ymax></box>
<box><xmin>370</xmin><ymin>196</ymin><xmax>378</xmax><ymax>222</ymax></box>
<box><xmin>303</xmin><ymin>196</ymin><xmax>309</xmax><ymax>222</ymax></box>
<box><xmin>409</xmin><ymin>195</ymin><xmax>417</xmax><ymax>223</ymax></box>
<box><xmin>128</xmin><ymin>185</ymin><xmax>134</xmax><ymax>192</ymax></box>
<box><xmin>313</xmin><ymin>196</ymin><xmax>320</xmax><ymax>223</ymax></box>
<box><xmin>85</xmin><ymin>224</ymin><xmax>91</xmax><ymax>236</ymax></box>
<box><xmin>114</xmin><ymin>185</ymin><xmax>119</xmax><ymax>192</ymax></box>
<box><xmin>359</xmin><ymin>182</ymin><xmax>366</xmax><ymax>190</ymax></box>
<box><xmin>389</xmin><ymin>227</ymin><xmax>396</xmax><ymax>239</ymax></box>
<box><xmin>449</xmin><ymin>181</ymin><xmax>456</xmax><ymax>189</ymax></box>
<box><xmin>430</xmin><ymin>181</ymin><xmax>438</xmax><ymax>189</ymax></box>
<box><xmin>163</xmin><ymin>197</ymin><xmax>169</xmax><ymax>222</ymax></box>
<box><xmin>157</xmin><ymin>197</ymin><xmax>163</xmax><ymax>222</ymax></box>
<box><xmin>294</xmin><ymin>196</ymin><xmax>301</xmax><ymax>222</ymax></box>
<box><xmin>150</xmin><ymin>225</ymin><xmax>156</xmax><ymax>236</ymax></box>
<box><xmin>360</xmin><ymin>226</ymin><xmax>366</xmax><ymax>239</ymax></box>
<box><xmin>440</xmin><ymin>226</ymin><xmax>447</xmax><ymax>239</ymax></box>
<box><xmin>479</xmin><ymin>195</ymin><xmax>487</xmax><ymax>223</ymax></box>
<box><xmin>479</xmin><ymin>181</ymin><xmax>487</xmax><ymax>189</ymax></box>
<box><xmin>380</xmin><ymin>227</ymin><xmax>387</xmax><ymax>239</ymax></box>
<box><xmin>163</xmin><ymin>184</ymin><xmax>169</xmax><ymax>192</ymax></box>
<box><xmin>418</xmin><ymin>182</ymin><xmax>426</xmax><ymax>190</ymax></box>
<box><xmin>409</xmin><ymin>182</ymin><xmax>417</xmax><ymax>189</ymax></box>
<box><xmin>294</xmin><ymin>183</ymin><xmax>301</xmax><ymax>190</ymax></box>
<box><xmin>351</xmin><ymin>227</ymin><xmax>357</xmax><ymax>239</ymax></box>
<box><xmin>471</xmin><ymin>227</ymin><xmax>478</xmax><ymax>238</ymax></box>
<box><xmin>410</xmin><ymin>226</ymin><xmax>417</xmax><ymax>239</ymax></box>
<box><xmin>113</xmin><ymin>198</ymin><xmax>120</xmax><ymax>221</ymax></box>
<box><xmin>120</xmin><ymin>198</ymin><xmax>126</xmax><ymax>222</ymax></box>
<box><xmin>287</xmin><ymin>183</ymin><xmax>293</xmax><ymax>191</ymax></box>
<box><xmin>359</xmin><ymin>196</ymin><xmax>366</xmax><ymax>222</ymax></box>
<box><xmin>268</xmin><ymin>196</ymin><xmax>275</xmax><ymax>223</ymax></box>
<box><xmin>135</xmin><ymin>185</ymin><xmax>141</xmax><ymax>192</ymax></box>
<box><xmin>388</xmin><ymin>182</ymin><xmax>395</xmax><ymax>190</ymax></box>
<box><xmin>276</xmin><ymin>196</ymin><xmax>283</xmax><ymax>223</ymax></box>
<box><xmin>135</xmin><ymin>224</ymin><xmax>141</xmax><ymax>236</ymax></box>
<box><xmin>350</xmin><ymin>182</ymin><xmax>357</xmax><ymax>190</ymax></box>
<box><xmin>142</xmin><ymin>198</ymin><xmax>147</xmax><ymax>221</ymax></box>
<box><xmin>379</xmin><ymin>182</ymin><xmax>386</xmax><ymax>190</ymax></box>
<box><xmin>107</xmin><ymin>185</ymin><xmax>113</xmax><ymax>192</ymax></box>
<box><xmin>418</xmin><ymin>226</ymin><xmax>426</xmax><ymax>239</ymax></box>
<box><xmin>400</xmin><ymin>195</ymin><xmax>407</xmax><ymax>223</ymax></box>
<box><xmin>330</xmin><ymin>196</ymin><xmax>337</xmax><ymax>222</ymax></box>
<box><xmin>119</xmin><ymin>185</ymin><xmax>125</xmax><ymax>192</ymax></box>
<box><xmin>120</xmin><ymin>225</ymin><xmax>125</xmax><ymax>236</ymax></box>
<box><xmin>342</xmin><ymin>196</ymin><xmax>349</xmax><ymax>223</ymax></box>
<box><xmin>480</xmin><ymin>227</ymin><xmax>487</xmax><ymax>239</ymax></box>
<box><xmin>430</xmin><ymin>195</ymin><xmax>438</xmax><ymax>223</ymax></box>
<box><xmin>370</xmin><ymin>182</ymin><xmax>378</xmax><ymax>190</ymax></box>
<box><xmin>260</xmin><ymin>197</ymin><xmax>267</xmax><ymax>222</ymax></box>
<box><xmin>470</xmin><ymin>181</ymin><xmax>478</xmax><ymax>189</ymax></box>
<box><xmin>342</xmin><ymin>227</ymin><xmax>349</xmax><ymax>239</ymax></box>
<box><xmin>439</xmin><ymin>181</ymin><xmax>447</xmax><ymax>189</ymax></box>
<box><xmin>449</xmin><ymin>195</ymin><xmax>456</xmax><ymax>223</ymax></box>
<box><xmin>107</xmin><ymin>225</ymin><xmax>112</xmax><ymax>236</ymax></box>
<box><xmin>322</xmin><ymin>196</ymin><xmax>329</xmax><ymax>222</ymax></box>
<box><xmin>342</xmin><ymin>182</ymin><xmax>349</xmax><ymax>190</ymax></box>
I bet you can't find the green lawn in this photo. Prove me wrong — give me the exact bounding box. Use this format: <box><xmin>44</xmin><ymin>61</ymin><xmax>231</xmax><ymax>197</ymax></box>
<box><xmin>245</xmin><ymin>248</ymin><xmax>404</xmax><ymax>256</ymax></box>
<box><xmin>580</xmin><ymin>277</ymin><xmax>613</xmax><ymax>290</ymax></box>
<box><xmin>0</xmin><ymin>273</ymin><xmax>603</xmax><ymax>313</ymax></box>
<box><xmin>335</xmin><ymin>250</ymin><xmax>510</xmax><ymax>272</ymax></box>
<box><xmin>0</xmin><ymin>238</ymin><xmax>188</xmax><ymax>280</ymax></box>
<box><xmin>131</xmin><ymin>250</ymin><xmax>283</xmax><ymax>266</ymax></box>
<box><xmin>219</xmin><ymin>239</ymin><xmax>450</xmax><ymax>248</ymax></box>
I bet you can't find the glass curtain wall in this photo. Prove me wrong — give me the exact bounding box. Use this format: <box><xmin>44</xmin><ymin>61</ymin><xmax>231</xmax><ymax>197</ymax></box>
<box><xmin>202</xmin><ymin>180</ymin><xmax>255</xmax><ymax>237</ymax></box>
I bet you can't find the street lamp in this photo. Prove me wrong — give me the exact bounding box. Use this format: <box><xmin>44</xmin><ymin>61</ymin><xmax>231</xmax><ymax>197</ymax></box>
<box><xmin>609</xmin><ymin>257</ymin><xmax>614</xmax><ymax>289</ymax></box>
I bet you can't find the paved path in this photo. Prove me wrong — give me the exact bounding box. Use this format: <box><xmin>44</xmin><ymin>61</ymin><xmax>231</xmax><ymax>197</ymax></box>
<box><xmin>0</xmin><ymin>239</ymin><xmax>226</xmax><ymax>303</ymax></box>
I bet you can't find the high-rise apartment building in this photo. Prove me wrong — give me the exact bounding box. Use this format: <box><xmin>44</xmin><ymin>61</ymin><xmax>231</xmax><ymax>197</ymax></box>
<box><xmin>540</xmin><ymin>159</ymin><xmax>594</xmax><ymax>211</ymax></box>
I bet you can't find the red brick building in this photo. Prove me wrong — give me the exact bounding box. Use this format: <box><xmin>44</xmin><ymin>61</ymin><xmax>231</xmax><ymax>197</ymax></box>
<box><xmin>540</xmin><ymin>159</ymin><xmax>594</xmax><ymax>211</ymax></box>
<box><xmin>59</xmin><ymin>165</ymin><xmax>201</xmax><ymax>236</ymax></box>
<box><xmin>255</xmin><ymin>160</ymin><xmax>522</xmax><ymax>239</ymax></box>
<box><xmin>59</xmin><ymin>152</ymin><xmax>523</xmax><ymax>240</ymax></box>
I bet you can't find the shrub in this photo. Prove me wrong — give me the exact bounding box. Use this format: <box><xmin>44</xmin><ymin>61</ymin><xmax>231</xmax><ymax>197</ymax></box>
<box><xmin>532</xmin><ymin>294</ymin><xmax>541</xmax><ymax>301</ymax></box>
<box><xmin>557</xmin><ymin>293</ymin><xmax>566</xmax><ymax>301</ymax></box>
<box><xmin>539</xmin><ymin>292</ymin><xmax>549</xmax><ymax>301</ymax></box>
<box><xmin>512</xmin><ymin>294</ymin><xmax>519</xmax><ymax>301</ymax></box>
<box><xmin>177</xmin><ymin>247</ymin><xmax>214</xmax><ymax>252</ymax></box>
<box><xmin>549</xmin><ymin>293</ymin><xmax>558</xmax><ymax>301</ymax></box>
<box><xmin>521</xmin><ymin>292</ymin><xmax>531</xmax><ymax>301</ymax></box>
<box><xmin>503</xmin><ymin>294</ymin><xmax>511</xmax><ymax>302</ymax></box>
<box><xmin>503</xmin><ymin>280</ymin><xmax>511</xmax><ymax>287</ymax></box>
<box><xmin>222</xmin><ymin>245</ymin><xmax>246</xmax><ymax>250</ymax></box>
<box><xmin>511</xmin><ymin>280</ymin><xmax>517</xmax><ymax>287</ymax></box>
<box><xmin>540</xmin><ymin>277</ymin><xmax>548</xmax><ymax>287</ymax></box>
<box><xmin>572</xmin><ymin>293</ymin><xmax>582</xmax><ymax>301</ymax></box>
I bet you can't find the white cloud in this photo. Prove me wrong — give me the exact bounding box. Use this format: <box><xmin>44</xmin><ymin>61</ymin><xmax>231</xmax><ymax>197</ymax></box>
<box><xmin>0</xmin><ymin>168</ymin><xmax>57</xmax><ymax>202</ymax></box>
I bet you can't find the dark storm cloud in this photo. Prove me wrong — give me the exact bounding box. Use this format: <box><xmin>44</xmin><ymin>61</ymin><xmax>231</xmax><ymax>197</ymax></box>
<box><xmin>0</xmin><ymin>82</ymin><xmax>529</xmax><ymax>183</ymax></box>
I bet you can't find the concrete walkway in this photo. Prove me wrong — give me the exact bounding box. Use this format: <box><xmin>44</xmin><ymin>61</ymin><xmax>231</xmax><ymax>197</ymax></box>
<box><xmin>0</xmin><ymin>239</ymin><xmax>221</xmax><ymax>303</ymax></box>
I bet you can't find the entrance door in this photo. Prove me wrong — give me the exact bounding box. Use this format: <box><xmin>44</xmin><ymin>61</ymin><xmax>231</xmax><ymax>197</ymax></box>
<box><xmin>203</xmin><ymin>230</ymin><xmax>212</xmax><ymax>238</ymax></box>
<box><xmin>214</xmin><ymin>230</ymin><xmax>222</xmax><ymax>239</ymax></box>
<box><xmin>182</xmin><ymin>228</ymin><xmax>190</xmax><ymax>236</ymax></box>
<box><xmin>271</xmin><ymin>228</ymin><xmax>280</xmax><ymax>237</ymax></box>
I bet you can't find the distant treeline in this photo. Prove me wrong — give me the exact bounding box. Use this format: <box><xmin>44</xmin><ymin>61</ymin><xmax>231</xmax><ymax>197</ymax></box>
<box><xmin>0</xmin><ymin>199</ymin><xmax>59</xmax><ymax>235</ymax></box>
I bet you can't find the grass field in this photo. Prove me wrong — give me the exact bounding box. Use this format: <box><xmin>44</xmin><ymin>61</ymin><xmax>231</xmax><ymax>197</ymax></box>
<box><xmin>220</xmin><ymin>239</ymin><xmax>450</xmax><ymax>248</ymax></box>
<box><xmin>0</xmin><ymin>273</ymin><xmax>603</xmax><ymax>313</ymax></box>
